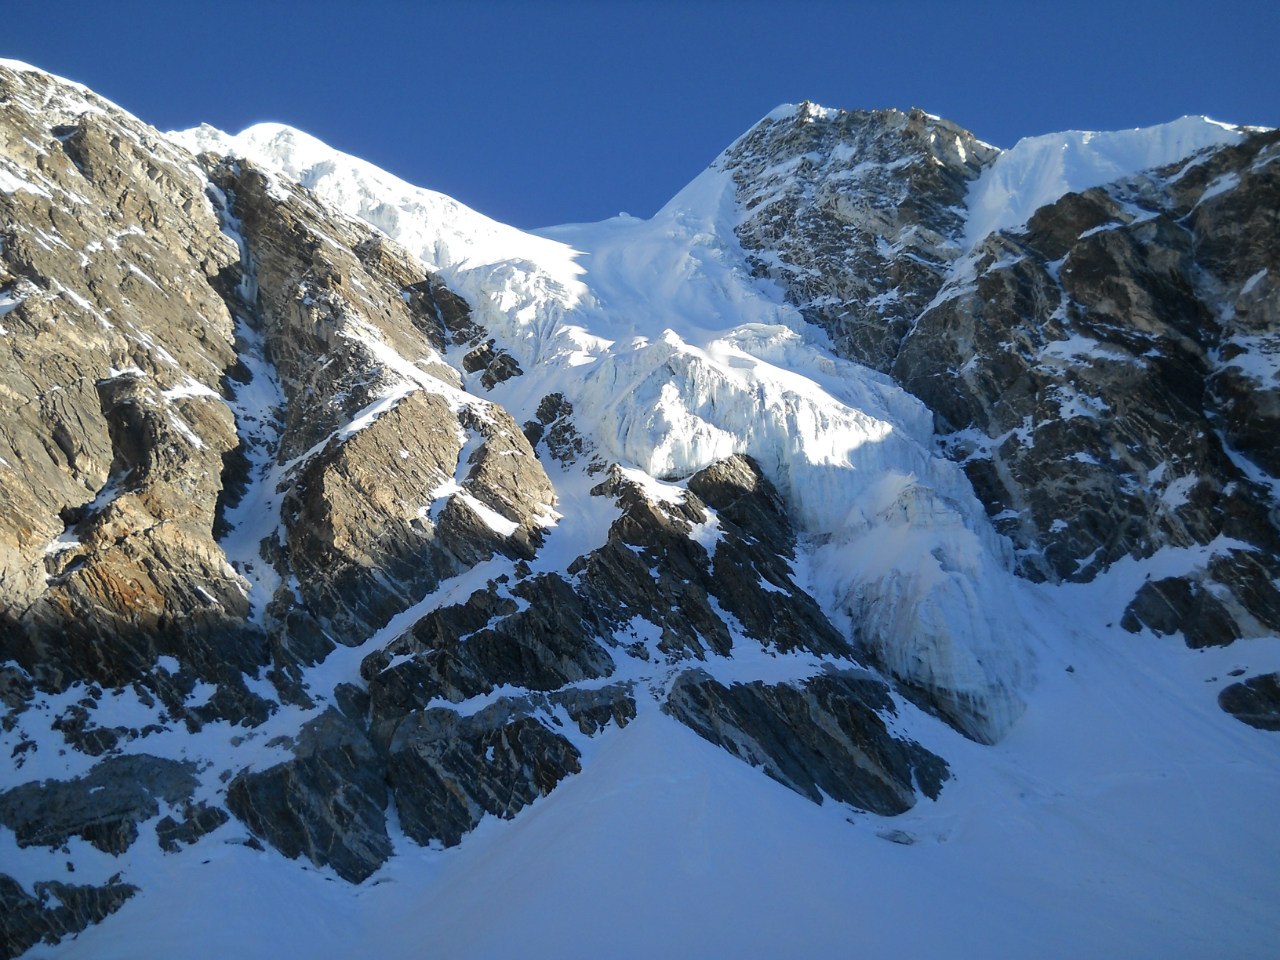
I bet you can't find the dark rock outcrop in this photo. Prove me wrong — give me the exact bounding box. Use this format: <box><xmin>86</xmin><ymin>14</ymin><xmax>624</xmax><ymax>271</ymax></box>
<box><xmin>551</xmin><ymin>683</ymin><xmax>637</xmax><ymax>735</ymax></box>
<box><xmin>0</xmin><ymin>873</ymin><xmax>137</xmax><ymax>960</ymax></box>
<box><xmin>363</xmin><ymin>574</ymin><xmax>617</xmax><ymax>730</ymax></box>
<box><xmin>727</xmin><ymin>104</ymin><xmax>1280</xmax><ymax>671</ymax></box>
<box><xmin>568</xmin><ymin>457</ymin><xmax>850</xmax><ymax>661</ymax></box>
<box><xmin>1219</xmin><ymin>673</ymin><xmax>1280</xmax><ymax>731</ymax></box>
<box><xmin>665</xmin><ymin>669</ymin><xmax>947</xmax><ymax>814</ymax></box>
<box><xmin>225</xmin><ymin>709</ymin><xmax>391</xmax><ymax>883</ymax></box>
<box><xmin>0</xmin><ymin>754</ymin><xmax>198</xmax><ymax>854</ymax></box>
<box><xmin>1121</xmin><ymin>576</ymin><xmax>1242</xmax><ymax>648</ymax></box>
<box><xmin>389</xmin><ymin>699</ymin><xmax>582</xmax><ymax>847</ymax></box>
<box><xmin>725</xmin><ymin>102</ymin><xmax>997</xmax><ymax>372</ymax></box>
<box><xmin>154</xmin><ymin>801</ymin><xmax>230</xmax><ymax>852</ymax></box>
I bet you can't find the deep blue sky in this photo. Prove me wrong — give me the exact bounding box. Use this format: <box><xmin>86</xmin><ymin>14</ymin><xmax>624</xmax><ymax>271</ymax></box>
<box><xmin>6</xmin><ymin>1</ymin><xmax>1277</xmax><ymax>228</ymax></box>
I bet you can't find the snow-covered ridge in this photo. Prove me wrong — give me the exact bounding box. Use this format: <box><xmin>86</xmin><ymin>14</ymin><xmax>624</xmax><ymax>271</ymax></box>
<box><xmin>964</xmin><ymin>115</ymin><xmax>1249</xmax><ymax>250</ymax></box>
<box><xmin>173</xmin><ymin>123</ymin><xmax>580</xmax><ymax>282</ymax></box>
<box><xmin>0</xmin><ymin>58</ymin><xmax>103</xmax><ymax>98</ymax></box>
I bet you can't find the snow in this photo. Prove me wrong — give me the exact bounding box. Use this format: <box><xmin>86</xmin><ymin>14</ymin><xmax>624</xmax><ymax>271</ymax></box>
<box><xmin>463</xmin><ymin>498</ymin><xmax>521</xmax><ymax>538</ymax></box>
<box><xmin>163</xmin><ymin>112</ymin><xmax>1104</xmax><ymax>744</ymax></box>
<box><xmin>763</xmin><ymin>101</ymin><xmax>841</xmax><ymax>124</ymax></box>
<box><xmin>1219</xmin><ymin>334</ymin><xmax>1280</xmax><ymax>385</ymax></box>
<box><xmin>169</xmin><ymin>123</ymin><xmax>583</xmax><ymax>285</ymax></box>
<box><xmin>215</xmin><ymin>315</ymin><xmax>287</xmax><ymax>624</ymax></box>
<box><xmin>964</xmin><ymin>116</ymin><xmax>1246</xmax><ymax>250</ymax></box>
<box><xmin>1198</xmin><ymin>170</ymin><xmax>1242</xmax><ymax>205</ymax></box>
<box><xmin>162</xmin><ymin>377</ymin><xmax>222</xmax><ymax>401</ymax></box>
<box><xmin>0</xmin><ymin>164</ymin><xmax>52</xmax><ymax>199</ymax></box>
<box><xmin>0</xmin><ymin>287</ymin><xmax>25</xmax><ymax>316</ymax></box>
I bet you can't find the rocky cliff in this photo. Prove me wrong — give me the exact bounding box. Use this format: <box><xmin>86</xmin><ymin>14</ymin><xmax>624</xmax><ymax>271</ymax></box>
<box><xmin>1</xmin><ymin>62</ymin><xmax>1277</xmax><ymax>959</ymax></box>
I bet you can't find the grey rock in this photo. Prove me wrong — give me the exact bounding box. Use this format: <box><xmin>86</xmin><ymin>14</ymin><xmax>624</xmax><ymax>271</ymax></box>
<box><xmin>687</xmin><ymin>455</ymin><xmax>849</xmax><ymax>657</ymax></box>
<box><xmin>0</xmin><ymin>872</ymin><xmax>137</xmax><ymax>960</ymax></box>
<box><xmin>726</xmin><ymin>104</ymin><xmax>1280</xmax><ymax>662</ymax></box>
<box><xmin>665</xmin><ymin>669</ymin><xmax>947</xmax><ymax>815</ymax></box>
<box><xmin>1218</xmin><ymin>673</ymin><xmax>1280</xmax><ymax>731</ymax></box>
<box><xmin>363</xmin><ymin>574</ymin><xmax>615</xmax><ymax>729</ymax></box>
<box><xmin>225</xmin><ymin>708</ymin><xmax>391</xmax><ymax>883</ymax></box>
<box><xmin>280</xmin><ymin>389</ymin><xmax>467</xmax><ymax>642</ymax></box>
<box><xmin>876</xmin><ymin>828</ymin><xmax>918</xmax><ymax>845</ymax></box>
<box><xmin>725</xmin><ymin>103</ymin><xmax>996</xmax><ymax>372</ymax></box>
<box><xmin>207</xmin><ymin>157</ymin><xmax>558</xmax><ymax>653</ymax></box>
<box><xmin>523</xmin><ymin>392</ymin><xmax>597</xmax><ymax>468</ymax></box>
<box><xmin>550</xmin><ymin>683</ymin><xmax>637</xmax><ymax>735</ymax></box>
<box><xmin>462</xmin><ymin>338</ymin><xmax>523</xmax><ymax>389</ymax></box>
<box><xmin>389</xmin><ymin>699</ymin><xmax>581</xmax><ymax>847</ymax></box>
<box><xmin>0</xmin><ymin>754</ymin><xmax>198</xmax><ymax>854</ymax></box>
<box><xmin>1121</xmin><ymin>576</ymin><xmax>1241</xmax><ymax>648</ymax></box>
<box><xmin>155</xmin><ymin>801</ymin><xmax>230</xmax><ymax>852</ymax></box>
<box><xmin>0</xmin><ymin>63</ymin><xmax>269</xmax><ymax>706</ymax></box>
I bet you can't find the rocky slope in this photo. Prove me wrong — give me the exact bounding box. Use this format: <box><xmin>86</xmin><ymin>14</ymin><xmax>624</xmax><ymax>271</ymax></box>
<box><xmin>0</xmin><ymin>61</ymin><xmax>1277</xmax><ymax>959</ymax></box>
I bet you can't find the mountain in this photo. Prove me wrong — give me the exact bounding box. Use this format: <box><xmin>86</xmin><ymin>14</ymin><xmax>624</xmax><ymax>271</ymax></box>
<box><xmin>1</xmin><ymin>58</ymin><xmax>1278</xmax><ymax>959</ymax></box>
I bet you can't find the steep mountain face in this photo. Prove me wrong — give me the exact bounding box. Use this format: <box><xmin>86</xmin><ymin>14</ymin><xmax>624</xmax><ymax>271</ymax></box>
<box><xmin>1</xmin><ymin>61</ymin><xmax>1278</xmax><ymax>959</ymax></box>
<box><xmin>726</xmin><ymin>106</ymin><xmax>1280</xmax><ymax>599</ymax></box>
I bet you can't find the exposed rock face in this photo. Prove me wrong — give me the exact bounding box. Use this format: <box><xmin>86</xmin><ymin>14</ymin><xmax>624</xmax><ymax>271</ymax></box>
<box><xmin>0</xmin><ymin>873</ymin><xmax>137</xmax><ymax>960</ymax></box>
<box><xmin>201</xmin><ymin>156</ymin><xmax>558</xmax><ymax>652</ymax></box>
<box><xmin>0</xmin><ymin>755</ymin><xmax>197</xmax><ymax>854</ymax></box>
<box><xmin>665</xmin><ymin>669</ymin><xmax>947</xmax><ymax>815</ymax></box>
<box><xmin>3</xmin><ymin>66</ymin><xmax>936</xmax><ymax>934</ymax></box>
<box><xmin>154</xmin><ymin>801</ymin><xmax>229</xmax><ymax>852</ymax></box>
<box><xmin>1218</xmin><ymin>673</ymin><xmax>1280</xmax><ymax>731</ymax></box>
<box><xmin>0</xmin><ymin>60</ymin><xmax>569</xmax><ymax>942</ymax></box>
<box><xmin>354</xmin><ymin>452</ymin><xmax>911</xmax><ymax>863</ymax></box>
<box><xmin>569</xmin><ymin>457</ymin><xmax>851</xmax><ymax>661</ymax></box>
<box><xmin>897</xmin><ymin>135</ymin><xmax>1280</xmax><ymax>591</ymax></box>
<box><xmin>2</xmin><ymin>59</ymin><xmax>1277</xmax><ymax>956</ymax></box>
<box><xmin>390</xmin><ymin>701</ymin><xmax>582</xmax><ymax>848</ymax></box>
<box><xmin>362</xmin><ymin>574</ymin><xmax>617</xmax><ymax>726</ymax></box>
<box><xmin>225</xmin><ymin>709</ymin><xmax>390</xmax><ymax>883</ymax></box>
<box><xmin>725</xmin><ymin>102</ymin><xmax>997</xmax><ymax>372</ymax></box>
<box><xmin>0</xmin><ymin>63</ymin><xmax>264</xmax><ymax>709</ymax></box>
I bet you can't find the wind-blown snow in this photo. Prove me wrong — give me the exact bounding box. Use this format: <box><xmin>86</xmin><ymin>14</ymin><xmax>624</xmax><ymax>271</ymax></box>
<box><xmin>964</xmin><ymin>116</ymin><xmax>1245</xmax><ymax>250</ymax></box>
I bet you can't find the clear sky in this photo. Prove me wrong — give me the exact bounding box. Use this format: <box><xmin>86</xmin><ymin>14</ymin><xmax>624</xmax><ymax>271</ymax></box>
<box><xmin>5</xmin><ymin>0</ymin><xmax>1277</xmax><ymax>228</ymax></box>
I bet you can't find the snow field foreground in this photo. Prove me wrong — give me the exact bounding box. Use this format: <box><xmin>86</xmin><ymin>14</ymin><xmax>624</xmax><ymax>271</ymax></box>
<box><xmin>48</xmin><ymin>579</ymin><xmax>1280</xmax><ymax>959</ymax></box>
